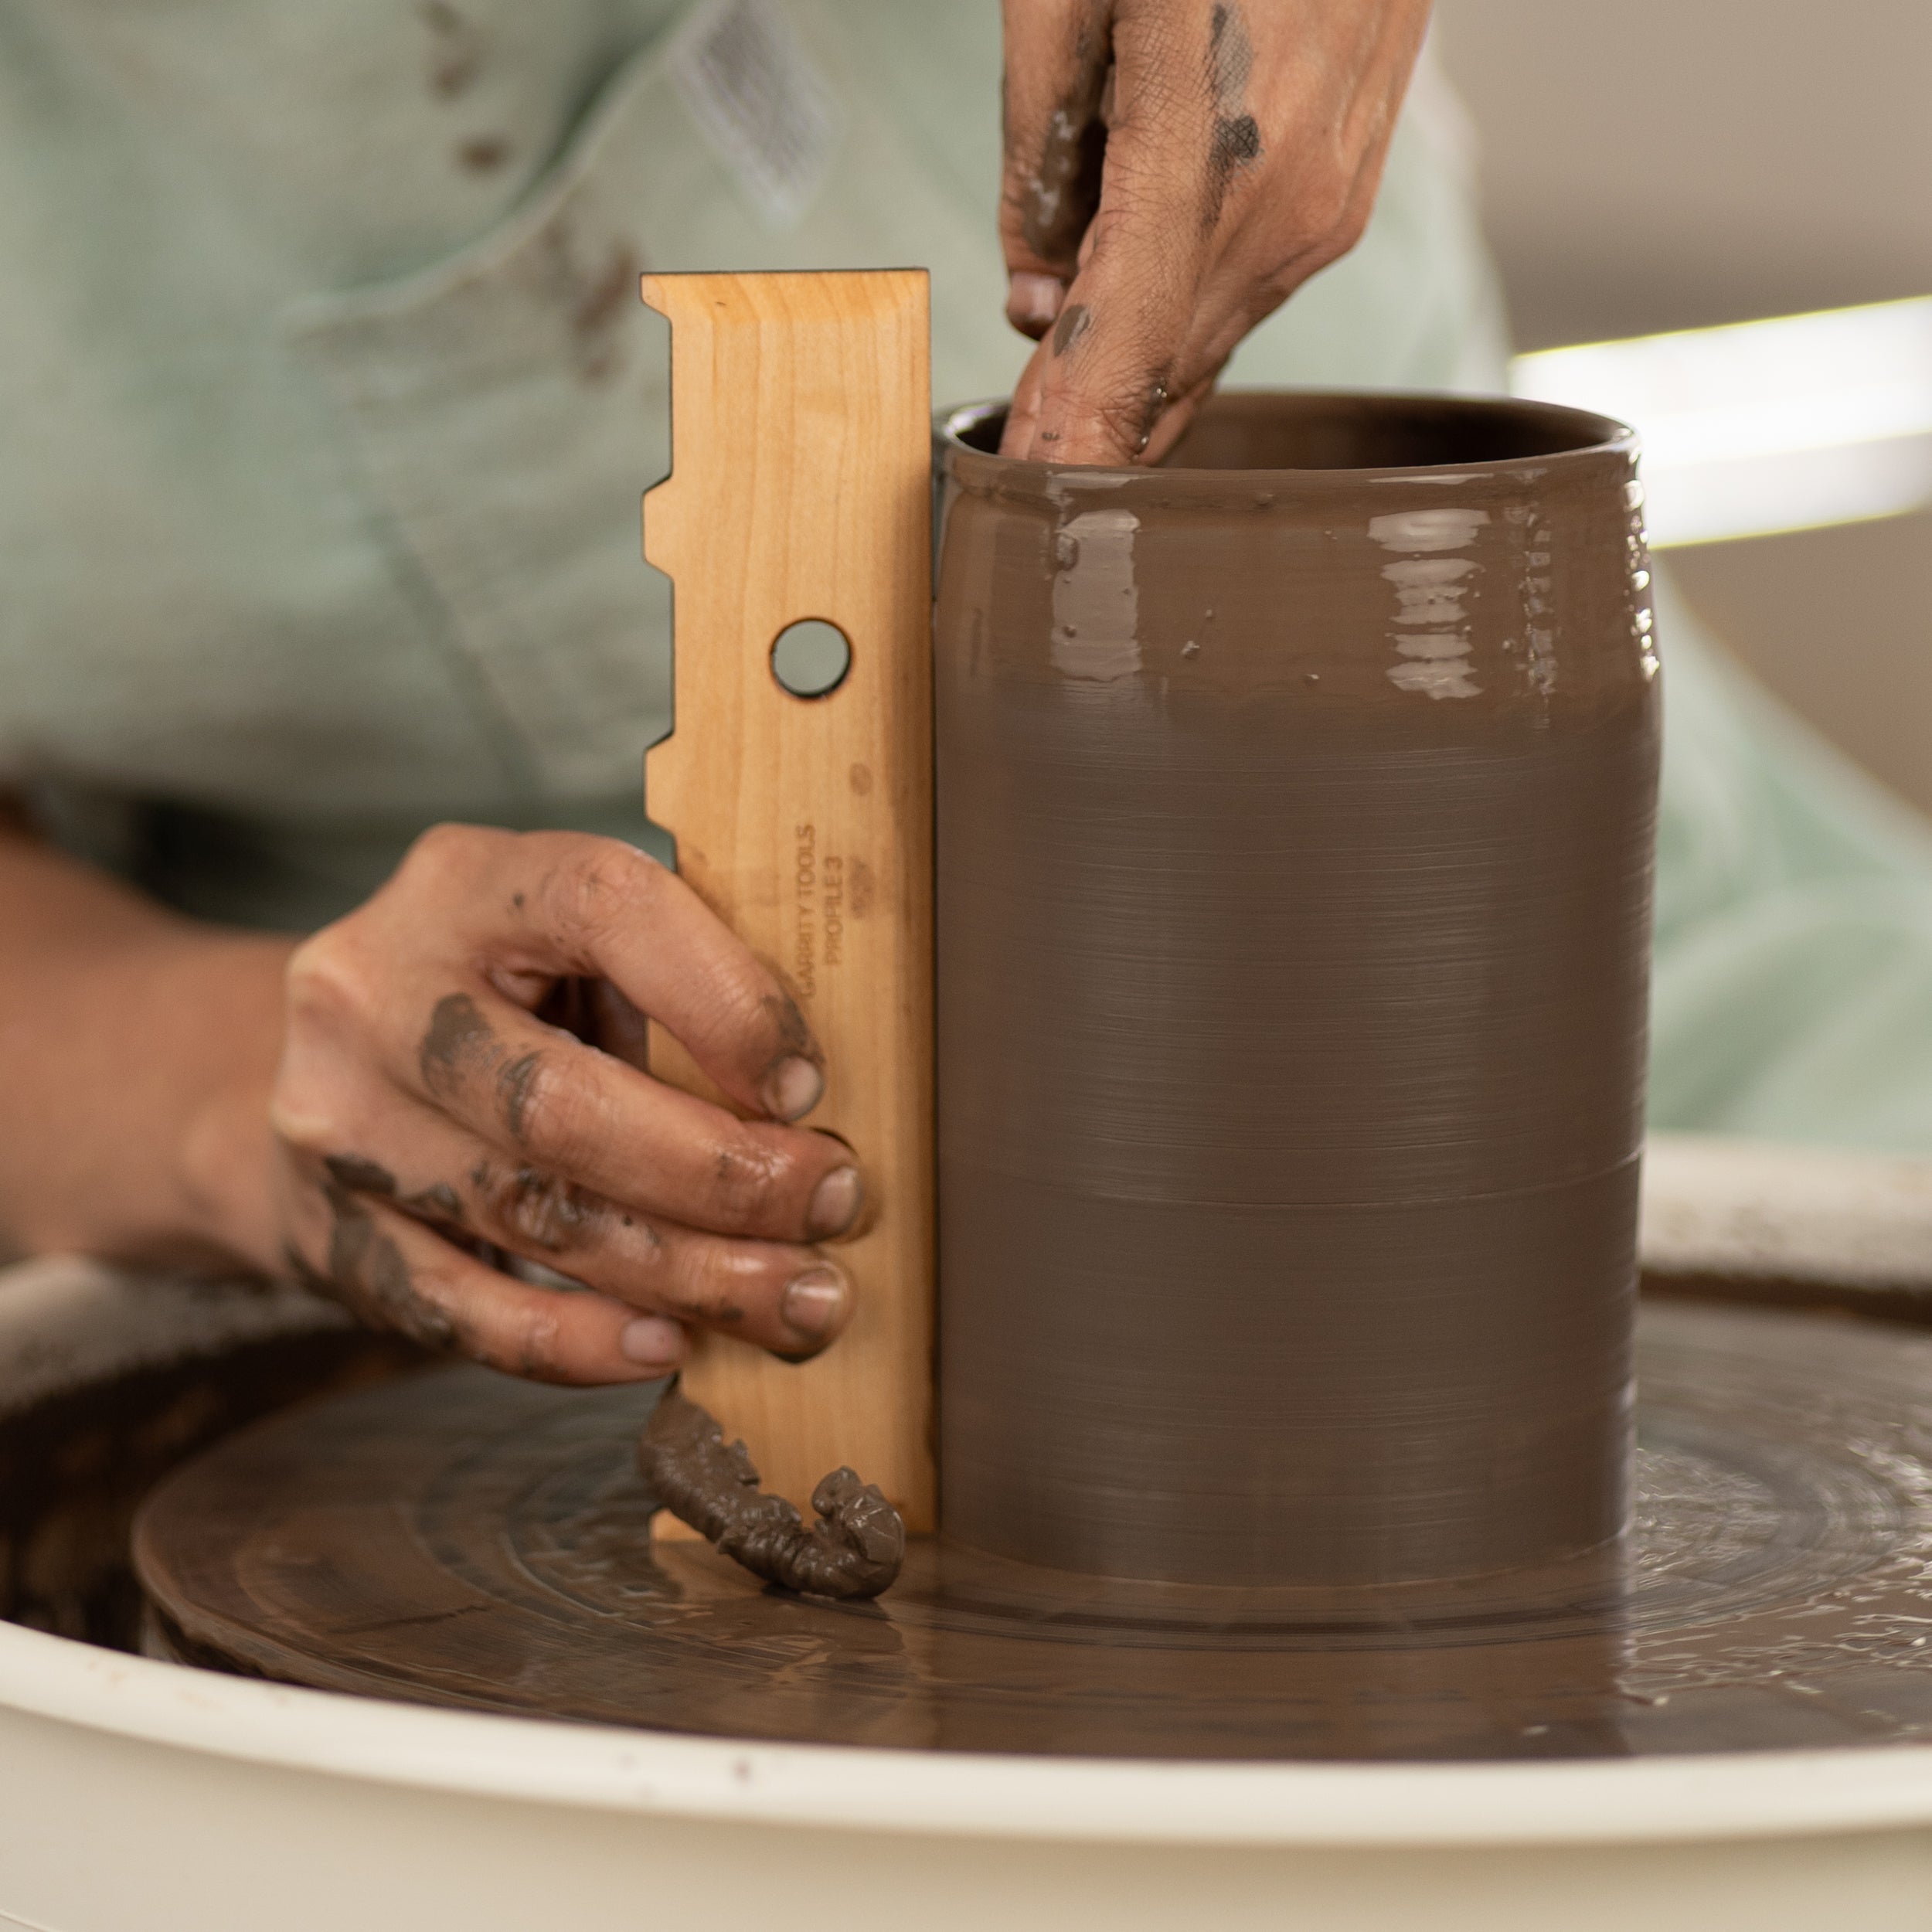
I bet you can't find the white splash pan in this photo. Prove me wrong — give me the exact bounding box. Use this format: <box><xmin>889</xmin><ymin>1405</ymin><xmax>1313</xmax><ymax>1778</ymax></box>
<box><xmin>5</xmin><ymin>1134</ymin><xmax>1932</xmax><ymax>1932</ymax></box>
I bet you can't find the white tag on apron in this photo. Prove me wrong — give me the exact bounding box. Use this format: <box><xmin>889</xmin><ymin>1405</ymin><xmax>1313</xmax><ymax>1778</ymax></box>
<box><xmin>672</xmin><ymin>0</ymin><xmax>843</xmax><ymax>230</ymax></box>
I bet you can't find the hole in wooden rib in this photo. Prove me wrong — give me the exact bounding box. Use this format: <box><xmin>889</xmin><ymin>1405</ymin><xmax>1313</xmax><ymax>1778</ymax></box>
<box><xmin>770</xmin><ymin>620</ymin><xmax>852</xmax><ymax>699</ymax></box>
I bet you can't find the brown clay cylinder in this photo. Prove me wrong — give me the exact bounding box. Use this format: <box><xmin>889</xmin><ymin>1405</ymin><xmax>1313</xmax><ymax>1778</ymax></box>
<box><xmin>933</xmin><ymin>393</ymin><xmax>1660</xmax><ymax>1587</ymax></box>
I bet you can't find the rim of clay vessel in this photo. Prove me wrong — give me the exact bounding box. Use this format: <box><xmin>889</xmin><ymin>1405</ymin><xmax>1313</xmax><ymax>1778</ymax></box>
<box><xmin>937</xmin><ymin>390</ymin><xmax>1636</xmax><ymax>492</ymax></box>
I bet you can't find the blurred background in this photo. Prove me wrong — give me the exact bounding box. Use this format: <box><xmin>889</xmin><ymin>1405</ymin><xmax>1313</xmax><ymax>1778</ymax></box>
<box><xmin>1435</xmin><ymin>0</ymin><xmax>1932</xmax><ymax>815</ymax></box>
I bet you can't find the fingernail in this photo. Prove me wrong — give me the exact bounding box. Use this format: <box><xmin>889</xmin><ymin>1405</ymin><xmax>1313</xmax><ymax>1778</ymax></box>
<box><xmin>619</xmin><ymin>1315</ymin><xmax>685</xmax><ymax>1368</ymax></box>
<box><xmin>781</xmin><ymin>1265</ymin><xmax>849</xmax><ymax>1342</ymax></box>
<box><xmin>807</xmin><ymin>1165</ymin><xmax>864</xmax><ymax>1239</ymax></box>
<box><xmin>1008</xmin><ymin>271</ymin><xmax>1066</xmax><ymax>333</ymax></box>
<box><xmin>764</xmin><ymin>1053</ymin><xmax>825</xmax><ymax>1122</ymax></box>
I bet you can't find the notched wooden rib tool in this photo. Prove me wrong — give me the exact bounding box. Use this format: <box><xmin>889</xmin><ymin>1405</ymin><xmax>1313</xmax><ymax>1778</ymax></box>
<box><xmin>639</xmin><ymin>270</ymin><xmax>935</xmax><ymax>1553</ymax></box>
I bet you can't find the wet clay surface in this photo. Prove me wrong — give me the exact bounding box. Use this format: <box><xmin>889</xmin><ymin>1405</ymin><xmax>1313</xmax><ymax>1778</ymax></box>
<box><xmin>135</xmin><ymin>1304</ymin><xmax>1932</xmax><ymax>1760</ymax></box>
<box><xmin>932</xmin><ymin>394</ymin><xmax>1659</xmax><ymax>1587</ymax></box>
<box><xmin>638</xmin><ymin>1385</ymin><xmax>903</xmax><ymax>1600</ymax></box>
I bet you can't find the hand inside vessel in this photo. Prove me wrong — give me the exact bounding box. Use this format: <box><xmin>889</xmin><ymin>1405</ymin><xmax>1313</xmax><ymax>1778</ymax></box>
<box><xmin>998</xmin><ymin>0</ymin><xmax>1432</xmax><ymax>464</ymax></box>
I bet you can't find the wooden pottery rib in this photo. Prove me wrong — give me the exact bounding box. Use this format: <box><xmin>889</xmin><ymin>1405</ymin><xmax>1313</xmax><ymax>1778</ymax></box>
<box><xmin>639</xmin><ymin>270</ymin><xmax>934</xmax><ymax>1531</ymax></box>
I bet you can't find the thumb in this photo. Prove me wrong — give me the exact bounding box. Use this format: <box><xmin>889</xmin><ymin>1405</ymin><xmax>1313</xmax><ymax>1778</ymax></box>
<box><xmin>998</xmin><ymin>0</ymin><xmax>1112</xmax><ymax>338</ymax></box>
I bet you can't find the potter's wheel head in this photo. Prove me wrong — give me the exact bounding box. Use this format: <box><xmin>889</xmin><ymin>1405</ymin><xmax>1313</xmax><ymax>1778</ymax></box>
<box><xmin>130</xmin><ymin>1301</ymin><xmax>1932</xmax><ymax>1761</ymax></box>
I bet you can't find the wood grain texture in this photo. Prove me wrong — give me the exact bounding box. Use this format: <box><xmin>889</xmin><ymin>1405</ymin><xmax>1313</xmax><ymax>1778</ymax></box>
<box><xmin>640</xmin><ymin>270</ymin><xmax>934</xmax><ymax>1530</ymax></box>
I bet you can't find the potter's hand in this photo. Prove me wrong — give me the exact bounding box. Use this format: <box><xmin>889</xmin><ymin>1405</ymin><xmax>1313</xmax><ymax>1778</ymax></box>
<box><xmin>998</xmin><ymin>0</ymin><xmax>1431</xmax><ymax>463</ymax></box>
<box><xmin>266</xmin><ymin>827</ymin><xmax>862</xmax><ymax>1383</ymax></box>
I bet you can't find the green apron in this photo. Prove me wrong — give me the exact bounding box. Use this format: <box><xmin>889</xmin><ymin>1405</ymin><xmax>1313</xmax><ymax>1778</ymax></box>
<box><xmin>2</xmin><ymin>0</ymin><xmax>1929</xmax><ymax>1148</ymax></box>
